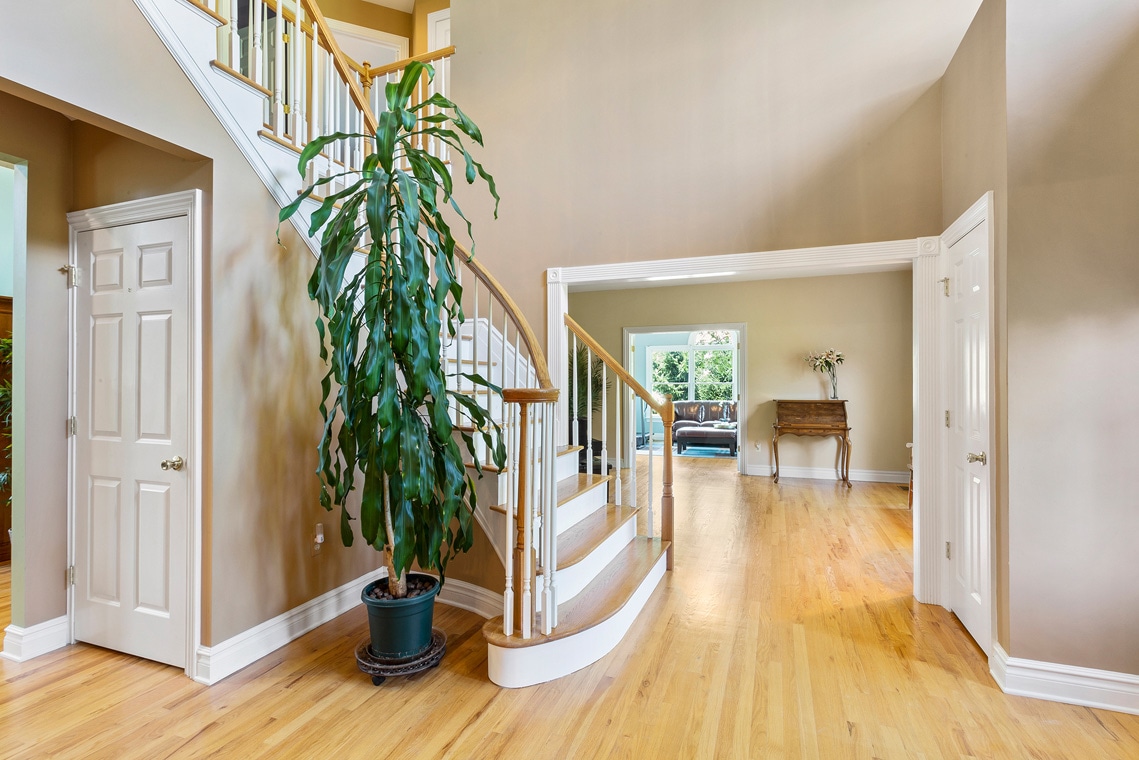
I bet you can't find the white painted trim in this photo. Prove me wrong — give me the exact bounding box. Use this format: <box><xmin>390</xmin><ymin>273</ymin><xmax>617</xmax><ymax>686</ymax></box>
<box><xmin>437</xmin><ymin>578</ymin><xmax>502</xmax><ymax>619</ymax></box>
<box><xmin>1</xmin><ymin>616</ymin><xmax>70</xmax><ymax>662</ymax></box>
<box><xmin>547</xmin><ymin>268</ymin><xmax>569</xmax><ymax>447</ymax></box>
<box><xmin>913</xmin><ymin>242</ymin><xmax>943</xmax><ymax>605</ymax></box>
<box><xmin>66</xmin><ymin>190</ymin><xmax>205</xmax><ymax>680</ymax></box>
<box><xmin>426</xmin><ymin>8</ymin><xmax>450</xmax><ymax>53</ymax></box>
<box><xmin>324</xmin><ymin>17</ymin><xmax>409</xmax><ymax>64</ymax></box>
<box><xmin>559</xmin><ymin>239</ymin><xmax>920</xmax><ymax>292</ymax></box>
<box><xmin>487</xmin><ymin>548</ymin><xmax>667</xmax><ymax>688</ymax></box>
<box><xmin>195</xmin><ymin>569</ymin><xmax>384</xmax><ymax>685</ymax></box>
<box><xmin>992</xmin><ymin>644</ymin><xmax>1139</xmax><ymax>716</ymax></box>
<box><xmin>744</xmin><ymin>465</ymin><xmax>909</xmax><ymax>484</ymax></box>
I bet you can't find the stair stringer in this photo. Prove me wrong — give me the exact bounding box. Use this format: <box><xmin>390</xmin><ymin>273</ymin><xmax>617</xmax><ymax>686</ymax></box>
<box><xmin>134</xmin><ymin>0</ymin><xmax>325</xmax><ymax>257</ymax></box>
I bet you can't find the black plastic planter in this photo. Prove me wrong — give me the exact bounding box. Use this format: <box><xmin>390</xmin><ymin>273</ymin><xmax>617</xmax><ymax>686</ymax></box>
<box><xmin>361</xmin><ymin>573</ymin><xmax>441</xmax><ymax>660</ymax></box>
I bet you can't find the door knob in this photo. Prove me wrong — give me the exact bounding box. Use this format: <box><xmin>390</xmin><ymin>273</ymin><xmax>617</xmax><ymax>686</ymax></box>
<box><xmin>161</xmin><ymin>456</ymin><xmax>185</xmax><ymax>471</ymax></box>
<box><xmin>966</xmin><ymin>452</ymin><xmax>987</xmax><ymax>465</ymax></box>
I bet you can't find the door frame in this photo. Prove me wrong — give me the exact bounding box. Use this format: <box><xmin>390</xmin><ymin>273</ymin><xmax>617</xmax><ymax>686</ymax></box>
<box><xmin>622</xmin><ymin>323</ymin><xmax>747</xmax><ymax>475</ymax></box>
<box><xmin>939</xmin><ymin>191</ymin><xmax>997</xmax><ymax>654</ymax></box>
<box><xmin>65</xmin><ymin>190</ymin><xmax>204</xmax><ymax>679</ymax></box>
<box><xmin>548</xmin><ymin>235</ymin><xmax>948</xmax><ymax>606</ymax></box>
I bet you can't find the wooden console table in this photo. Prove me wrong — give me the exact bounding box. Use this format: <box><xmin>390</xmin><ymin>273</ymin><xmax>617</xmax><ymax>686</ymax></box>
<box><xmin>771</xmin><ymin>399</ymin><xmax>852</xmax><ymax>487</ymax></box>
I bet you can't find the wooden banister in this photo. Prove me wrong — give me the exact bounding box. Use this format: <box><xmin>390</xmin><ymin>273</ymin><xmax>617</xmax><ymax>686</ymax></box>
<box><xmin>564</xmin><ymin>314</ymin><xmax>674</xmax><ymax>423</ymax></box>
<box><xmin>368</xmin><ymin>46</ymin><xmax>457</xmax><ymax>79</ymax></box>
<box><xmin>300</xmin><ymin>0</ymin><xmax>377</xmax><ymax>134</ymax></box>
<box><xmin>461</xmin><ymin>244</ymin><xmax>554</xmax><ymax>392</ymax></box>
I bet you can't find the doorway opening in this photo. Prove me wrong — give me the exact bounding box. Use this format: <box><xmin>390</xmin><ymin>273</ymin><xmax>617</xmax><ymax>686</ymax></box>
<box><xmin>626</xmin><ymin>325</ymin><xmax>744</xmax><ymax>472</ymax></box>
<box><xmin>0</xmin><ymin>158</ymin><xmax>23</xmax><ymax>636</ymax></box>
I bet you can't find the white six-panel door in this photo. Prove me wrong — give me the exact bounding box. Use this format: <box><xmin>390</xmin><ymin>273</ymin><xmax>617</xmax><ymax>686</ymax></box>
<box><xmin>947</xmin><ymin>220</ymin><xmax>992</xmax><ymax>656</ymax></box>
<box><xmin>74</xmin><ymin>215</ymin><xmax>190</xmax><ymax>668</ymax></box>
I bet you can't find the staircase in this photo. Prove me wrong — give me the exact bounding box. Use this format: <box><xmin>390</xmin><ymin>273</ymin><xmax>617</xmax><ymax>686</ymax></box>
<box><xmin>137</xmin><ymin>0</ymin><xmax>676</xmax><ymax>688</ymax></box>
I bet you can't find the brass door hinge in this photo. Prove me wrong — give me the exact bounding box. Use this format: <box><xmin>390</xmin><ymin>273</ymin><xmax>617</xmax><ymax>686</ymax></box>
<box><xmin>945</xmin><ymin>542</ymin><xmax>951</xmax><ymax>560</ymax></box>
<box><xmin>939</xmin><ymin>277</ymin><xmax>950</xmax><ymax>297</ymax></box>
<box><xmin>67</xmin><ymin>565</ymin><xmax>76</xmax><ymax>586</ymax></box>
<box><xmin>67</xmin><ymin>416</ymin><xmax>77</xmax><ymax>437</ymax></box>
<box><xmin>58</xmin><ymin>265</ymin><xmax>80</xmax><ymax>289</ymax></box>
<box><xmin>945</xmin><ymin>410</ymin><xmax>950</xmax><ymax>428</ymax></box>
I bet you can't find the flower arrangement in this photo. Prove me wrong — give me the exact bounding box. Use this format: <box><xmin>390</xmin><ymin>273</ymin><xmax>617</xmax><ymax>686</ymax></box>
<box><xmin>805</xmin><ymin>349</ymin><xmax>845</xmax><ymax>399</ymax></box>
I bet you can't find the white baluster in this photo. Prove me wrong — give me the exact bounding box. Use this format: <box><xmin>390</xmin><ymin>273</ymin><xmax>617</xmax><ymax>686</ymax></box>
<box><xmin>571</xmin><ymin>334</ymin><xmax>578</xmax><ymax>448</ymax></box>
<box><xmin>614</xmin><ymin>378</ymin><xmax>623</xmax><ymax>506</ymax></box>
<box><xmin>586</xmin><ymin>348</ymin><xmax>594</xmax><ymax>477</ymax></box>
<box><xmin>225</xmin><ymin>0</ymin><xmax>239</xmax><ymax>69</ymax></box>
<box><xmin>630</xmin><ymin>389</ymin><xmax>638</xmax><ymax>513</ymax></box>
<box><xmin>251</xmin><ymin>0</ymin><xmax>264</xmax><ymax>84</ymax></box>
<box><xmin>272</xmin><ymin>3</ymin><xmax>285</xmax><ymax>135</ymax></box>
<box><xmin>647</xmin><ymin>402</ymin><xmax>655</xmax><ymax>538</ymax></box>
<box><xmin>600</xmin><ymin>362</ymin><xmax>608</xmax><ymax>484</ymax></box>
<box><xmin>521</xmin><ymin>403</ymin><xmax>534</xmax><ymax>639</ymax></box>
<box><xmin>546</xmin><ymin>400</ymin><xmax>558</xmax><ymax>630</ymax></box>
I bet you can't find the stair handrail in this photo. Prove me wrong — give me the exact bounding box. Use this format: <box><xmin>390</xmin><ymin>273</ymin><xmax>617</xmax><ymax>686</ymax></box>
<box><xmin>367</xmin><ymin>45</ymin><xmax>457</xmax><ymax>79</ymax></box>
<box><xmin>564</xmin><ymin>314</ymin><xmax>675</xmax><ymax>570</ymax></box>
<box><xmin>299</xmin><ymin>0</ymin><xmax>377</xmax><ymax>135</ymax></box>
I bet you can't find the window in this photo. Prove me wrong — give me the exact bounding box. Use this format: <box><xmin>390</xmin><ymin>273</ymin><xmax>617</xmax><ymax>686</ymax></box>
<box><xmin>648</xmin><ymin>331</ymin><xmax>737</xmax><ymax>403</ymax></box>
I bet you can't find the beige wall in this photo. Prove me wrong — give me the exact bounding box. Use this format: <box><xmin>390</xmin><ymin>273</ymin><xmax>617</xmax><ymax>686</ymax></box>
<box><xmin>940</xmin><ymin>0</ymin><xmax>1010</xmax><ymax>650</ymax></box>
<box><xmin>1005</xmin><ymin>0</ymin><xmax>1139</xmax><ymax>674</ymax></box>
<box><xmin>0</xmin><ymin>91</ymin><xmax>72</xmax><ymax>628</ymax></box>
<box><xmin>412</xmin><ymin>0</ymin><xmax>449</xmax><ymax>56</ymax></box>
<box><xmin>0</xmin><ymin>0</ymin><xmax>384</xmax><ymax>644</ymax></box>
<box><xmin>317</xmin><ymin>0</ymin><xmax>412</xmax><ymax>39</ymax></box>
<box><xmin>568</xmin><ymin>271</ymin><xmax>913</xmax><ymax>477</ymax></box>
<box><xmin>448</xmin><ymin>0</ymin><xmax>976</xmax><ymax>340</ymax></box>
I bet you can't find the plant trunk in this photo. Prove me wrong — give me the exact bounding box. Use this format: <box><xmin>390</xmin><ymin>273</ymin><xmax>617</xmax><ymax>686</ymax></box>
<box><xmin>381</xmin><ymin>471</ymin><xmax>407</xmax><ymax>598</ymax></box>
<box><xmin>384</xmin><ymin>548</ymin><xmax>407</xmax><ymax>598</ymax></box>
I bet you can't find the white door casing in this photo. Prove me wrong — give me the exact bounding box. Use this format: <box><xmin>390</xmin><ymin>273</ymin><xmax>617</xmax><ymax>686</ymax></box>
<box><xmin>427</xmin><ymin>8</ymin><xmax>451</xmax><ymax>52</ymax></box>
<box><xmin>68</xmin><ymin>191</ymin><xmax>202</xmax><ymax>674</ymax></box>
<box><xmin>944</xmin><ymin>205</ymin><xmax>993</xmax><ymax>657</ymax></box>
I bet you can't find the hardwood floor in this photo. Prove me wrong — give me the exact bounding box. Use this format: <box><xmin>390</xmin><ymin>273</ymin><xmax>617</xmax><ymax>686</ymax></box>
<box><xmin>2</xmin><ymin>459</ymin><xmax>1138</xmax><ymax>758</ymax></box>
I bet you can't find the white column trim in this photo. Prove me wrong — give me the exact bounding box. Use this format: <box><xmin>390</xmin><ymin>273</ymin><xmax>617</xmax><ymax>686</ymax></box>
<box><xmin>546</xmin><ymin>268</ymin><xmax>569</xmax><ymax>445</ymax></box>
<box><xmin>912</xmin><ymin>238</ymin><xmax>943</xmax><ymax>605</ymax></box>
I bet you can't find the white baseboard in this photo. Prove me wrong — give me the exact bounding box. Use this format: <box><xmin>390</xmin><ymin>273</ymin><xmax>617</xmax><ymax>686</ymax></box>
<box><xmin>1</xmin><ymin>616</ymin><xmax>70</xmax><ymax>662</ymax></box>
<box><xmin>194</xmin><ymin>569</ymin><xmax>384</xmax><ymax>685</ymax></box>
<box><xmin>992</xmin><ymin>643</ymin><xmax>1139</xmax><ymax>716</ymax></box>
<box><xmin>744</xmin><ymin>464</ymin><xmax>909</xmax><ymax>484</ymax></box>
<box><xmin>437</xmin><ymin>578</ymin><xmax>502</xmax><ymax>619</ymax></box>
<box><xmin>194</xmin><ymin>570</ymin><xmax>500</xmax><ymax>685</ymax></box>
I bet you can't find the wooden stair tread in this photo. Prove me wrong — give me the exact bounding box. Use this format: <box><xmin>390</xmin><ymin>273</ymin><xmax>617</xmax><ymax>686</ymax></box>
<box><xmin>554</xmin><ymin>504</ymin><xmax>638</xmax><ymax>569</ymax></box>
<box><xmin>483</xmin><ymin>537</ymin><xmax>668</xmax><ymax>648</ymax></box>
<box><xmin>558</xmin><ymin>444</ymin><xmax>583</xmax><ymax>456</ymax></box>
<box><xmin>557</xmin><ymin>472</ymin><xmax>611</xmax><ymax>507</ymax></box>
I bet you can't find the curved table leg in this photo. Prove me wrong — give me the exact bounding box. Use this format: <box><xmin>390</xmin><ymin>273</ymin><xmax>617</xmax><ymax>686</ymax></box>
<box><xmin>843</xmin><ymin>435</ymin><xmax>853</xmax><ymax>487</ymax></box>
<box><xmin>772</xmin><ymin>432</ymin><xmax>781</xmax><ymax>483</ymax></box>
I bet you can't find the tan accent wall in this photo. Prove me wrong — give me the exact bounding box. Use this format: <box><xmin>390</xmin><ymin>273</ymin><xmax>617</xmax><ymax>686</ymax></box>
<box><xmin>316</xmin><ymin>0</ymin><xmax>412</xmax><ymax>38</ymax></box>
<box><xmin>412</xmin><ymin>0</ymin><xmax>449</xmax><ymax>56</ymax></box>
<box><xmin>0</xmin><ymin>91</ymin><xmax>72</xmax><ymax>629</ymax></box>
<box><xmin>0</xmin><ymin>0</ymin><xmax>385</xmax><ymax>644</ymax></box>
<box><xmin>1005</xmin><ymin>0</ymin><xmax>1139</xmax><ymax>675</ymax></box>
<box><xmin>940</xmin><ymin>0</ymin><xmax>1010</xmax><ymax>650</ymax></box>
<box><xmin>568</xmin><ymin>271</ymin><xmax>913</xmax><ymax>477</ymax></box>
<box><xmin>449</xmin><ymin>0</ymin><xmax>961</xmax><ymax>340</ymax></box>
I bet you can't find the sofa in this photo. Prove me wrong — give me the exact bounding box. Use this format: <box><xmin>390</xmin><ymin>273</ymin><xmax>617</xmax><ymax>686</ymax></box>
<box><xmin>672</xmin><ymin>401</ymin><xmax>738</xmax><ymax>455</ymax></box>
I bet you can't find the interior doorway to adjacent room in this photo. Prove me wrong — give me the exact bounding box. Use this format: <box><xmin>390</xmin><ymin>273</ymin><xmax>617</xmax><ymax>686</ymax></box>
<box><xmin>625</xmin><ymin>324</ymin><xmax>746</xmax><ymax>475</ymax></box>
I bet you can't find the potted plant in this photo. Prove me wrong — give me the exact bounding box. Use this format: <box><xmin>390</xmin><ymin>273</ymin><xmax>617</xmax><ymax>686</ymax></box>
<box><xmin>805</xmin><ymin>349</ymin><xmax>845</xmax><ymax>399</ymax></box>
<box><xmin>279</xmin><ymin>61</ymin><xmax>504</xmax><ymax>662</ymax></box>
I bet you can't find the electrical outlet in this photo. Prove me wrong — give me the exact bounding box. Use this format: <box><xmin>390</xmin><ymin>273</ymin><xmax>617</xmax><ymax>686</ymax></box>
<box><xmin>313</xmin><ymin>522</ymin><xmax>325</xmax><ymax>556</ymax></box>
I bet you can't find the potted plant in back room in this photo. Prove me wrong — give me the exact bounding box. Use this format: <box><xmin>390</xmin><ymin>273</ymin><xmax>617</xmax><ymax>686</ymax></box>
<box><xmin>805</xmin><ymin>349</ymin><xmax>845</xmax><ymax>399</ymax></box>
<box><xmin>567</xmin><ymin>343</ymin><xmax>611</xmax><ymax>469</ymax></box>
<box><xmin>279</xmin><ymin>60</ymin><xmax>504</xmax><ymax>665</ymax></box>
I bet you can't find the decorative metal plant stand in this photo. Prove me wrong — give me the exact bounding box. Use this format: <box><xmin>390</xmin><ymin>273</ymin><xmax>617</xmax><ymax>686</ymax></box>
<box><xmin>355</xmin><ymin>628</ymin><xmax>447</xmax><ymax>686</ymax></box>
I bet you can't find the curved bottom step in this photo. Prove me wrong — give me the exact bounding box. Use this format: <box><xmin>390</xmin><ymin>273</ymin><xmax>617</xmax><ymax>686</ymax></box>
<box><xmin>484</xmin><ymin>537</ymin><xmax>669</xmax><ymax>688</ymax></box>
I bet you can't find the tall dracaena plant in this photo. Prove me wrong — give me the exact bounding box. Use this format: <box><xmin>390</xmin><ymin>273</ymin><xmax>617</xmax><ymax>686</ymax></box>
<box><xmin>280</xmin><ymin>61</ymin><xmax>505</xmax><ymax>598</ymax></box>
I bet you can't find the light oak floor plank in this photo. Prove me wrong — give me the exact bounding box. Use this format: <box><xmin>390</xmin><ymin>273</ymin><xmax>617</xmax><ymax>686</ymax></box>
<box><xmin>2</xmin><ymin>457</ymin><xmax>1138</xmax><ymax>758</ymax></box>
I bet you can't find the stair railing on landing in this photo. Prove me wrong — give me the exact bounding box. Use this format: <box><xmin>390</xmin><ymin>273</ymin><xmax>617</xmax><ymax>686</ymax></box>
<box><xmin>564</xmin><ymin>315</ymin><xmax>675</xmax><ymax>571</ymax></box>
<box><xmin>179</xmin><ymin>0</ymin><xmax>560</xmax><ymax>642</ymax></box>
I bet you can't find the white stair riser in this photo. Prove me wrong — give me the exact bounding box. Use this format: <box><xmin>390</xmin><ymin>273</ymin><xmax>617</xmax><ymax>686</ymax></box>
<box><xmin>555</xmin><ymin>448</ymin><xmax>579</xmax><ymax>482</ymax></box>
<box><xmin>538</xmin><ymin>514</ymin><xmax>637</xmax><ymax>610</ymax></box>
<box><xmin>487</xmin><ymin>550</ymin><xmax>668</xmax><ymax>688</ymax></box>
<box><xmin>556</xmin><ymin>482</ymin><xmax>609</xmax><ymax>534</ymax></box>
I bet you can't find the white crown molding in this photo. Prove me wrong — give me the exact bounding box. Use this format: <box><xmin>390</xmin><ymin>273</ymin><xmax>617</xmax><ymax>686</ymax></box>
<box><xmin>744</xmin><ymin>464</ymin><xmax>909</xmax><ymax>484</ymax></box>
<box><xmin>1</xmin><ymin>616</ymin><xmax>70</xmax><ymax>662</ymax></box>
<box><xmin>992</xmin><ymin>643</ymin><xmax>1139</xmax><ymax>716</ymax></box>
<box><xmin>559</xmin><ymin>239</ymin><xmax>921</xmax><ymax>292</ymax></box>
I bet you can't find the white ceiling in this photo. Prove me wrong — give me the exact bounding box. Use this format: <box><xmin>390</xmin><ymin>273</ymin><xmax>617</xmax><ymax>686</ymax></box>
<box><xmin>361</xmin><ymin>0</ymin><xmax>414</xmax><ymax>12</ymax></box>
